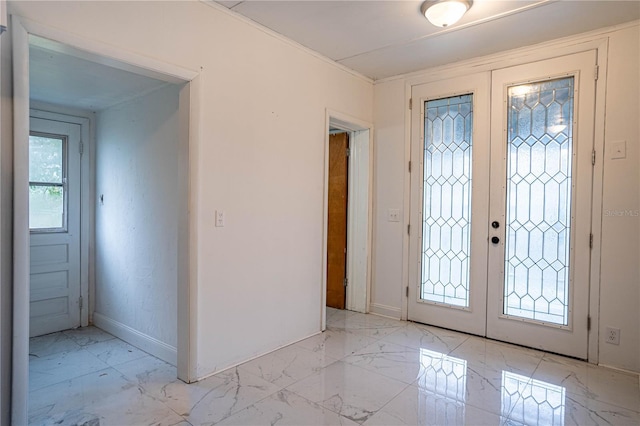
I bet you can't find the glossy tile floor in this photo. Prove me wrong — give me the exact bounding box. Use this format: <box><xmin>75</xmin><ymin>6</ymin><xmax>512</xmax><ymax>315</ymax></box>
<box><xmin>29</xmin><ymin>309</ymin><xmax>640</xmax><ymax>425</ymax></box>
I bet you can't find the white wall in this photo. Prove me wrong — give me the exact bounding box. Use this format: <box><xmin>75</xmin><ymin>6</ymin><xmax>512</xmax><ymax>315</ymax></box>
<box><xmin>95</xmin><ymin>84</ymin><xmax>181</xmax><ymax>362</ymax></box>
<box><xmin>372</xmin><ymin>23</ymin><xmax>640</xmax><ymax>372</ymax></box>
<box><xmin>371</xmin><ymin>79</ymin><xmax>405</xmax><ymax>319</ymax></box>
<box><xmin>597</xmin><ymin>25</ymin><xmax>639</xmax><ymax>372</ymax></box>
<box><xmin>6</xmin><ymin>0</ymin><xmax>373</xmax><ymax>379</ymax></box>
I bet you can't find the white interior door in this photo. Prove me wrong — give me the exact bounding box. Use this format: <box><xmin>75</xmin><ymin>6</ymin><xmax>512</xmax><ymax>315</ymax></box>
<box><xmin>408</xmin><ymin>72</ymin><xmax>491</xmax><ymax>336</ymax></box>
<box><xmin>486</xmin><ymin>51</ymin><xmax>596</xmax><ymax>358</ymax></box>
<box><xmin>409</xmin><ymin>51</ymin><xmax>596</xmax><ymax>359</ymax></box>
<box><xmin>29</xmin><ymin>116</ymin><xmax>82</xmax><ymax>337</ymax></box>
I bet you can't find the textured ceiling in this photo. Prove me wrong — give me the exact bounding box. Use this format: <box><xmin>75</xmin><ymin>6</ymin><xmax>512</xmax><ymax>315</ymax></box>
<box><xmin>215</xmin><ymin>0</ymin><xmax>640</xmax><ymax>80</ymax></box>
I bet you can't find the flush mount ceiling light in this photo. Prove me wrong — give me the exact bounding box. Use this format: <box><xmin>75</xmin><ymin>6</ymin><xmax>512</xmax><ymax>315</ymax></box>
<box><xmin>421</xmin><ymin>0</ymin><xmax>473</xmax><ymax>28</ymax></box>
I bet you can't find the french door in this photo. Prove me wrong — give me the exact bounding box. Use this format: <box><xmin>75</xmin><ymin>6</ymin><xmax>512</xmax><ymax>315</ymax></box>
<box><xmin>409</xmin><ymin>51</ymin><xmax>596</xmax><ymax>359</ymax></box>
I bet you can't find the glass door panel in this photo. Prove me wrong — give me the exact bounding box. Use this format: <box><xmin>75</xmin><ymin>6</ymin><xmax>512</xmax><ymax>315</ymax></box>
<box><xmin>487</xmin><ymin>51</ymin><xmax>596</xmax><ymax>358</ymax></box>
<box><xmin>409</xmin><ymin>72</ymin><xmax>491</xmax><ymax>337</ymax></box>
<box><xmin>504</xmin><ymin>77</ymin><xmax>574</xmax><ymax>325</ymax></box>
<box><xmin>422</xmin><ymin>95</ymin><xmax>473</xmax><ymax>308</ymax></box>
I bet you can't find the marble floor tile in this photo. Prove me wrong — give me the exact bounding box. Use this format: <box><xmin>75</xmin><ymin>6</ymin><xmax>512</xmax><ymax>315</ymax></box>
<box><xmin>217</xmin><ymin>389</ymin><xmax>360</xmax><ymax>425</ymax></box>
<box><xmin>449</xmin><ymin>335</ymin><xmax>545</xmax><ymax>377</ymax></box>
<box><xmin>62</xmin><ymin>326</ymin><xmax>116</xmax><ymax>347</ymax></box>
<box><xmin>295</xmin><ymin>328</ymin><xmax>378</xmax><ymax>360</ymax></box>
<box><xmin>532</xmin><ymin>353</ymin><xmax>640</xmax><ymax>412</ymax></box>
<box><xmin>112</xmin><ymin>354</ymin><xmax>178</xmax><ymax>399</ymax></box>
<box><xmin>29</xmin><ymin>348</ymin><xmax>111</xmax><ymax>391</ymax></box>
<box><xmin>239</xmin><ymin>344</ymin><xmax>338</xmax><ymax>388</ymax></box>
<box><xmin>563</xmin><ymin>392</ymin><xmax>640</xmax><ymax>426</ymax></box>
<box><xmin>286</xmin><ymin>361</ymin><xmax>408</xmax><ymax>424</ymax></box>
<box><xmin>328</xmin><ymin>312</ymin><xmax>404</xmax><ymax>339</ymax></box>
<box><xmin>27</xmin><ymin>315</ymin><xmax>640</xmax><ymax>426</ymax></box>
<box><xmin>29</xmin><ymin>367</ymin><xmax>131</xmax><ymax>417</ymax></box>
<box><xmin>381</xmin><ymin>322</ymin><xmax>470</xmax><ymax>354</ymax></box>
<box><xmin>342</xmin><ymin>340</ymin><xmax>426</xmax><ymax>384</ymax></box>
<box><xmin>56</xmin><ymin>383</ymin><xmax>185</xmax><ymax>426</ymax></box>
<box><xmin>170</xmin><ymin>367</ymin><xmax>281</xmax><ymax>425</ymax></box>
<box><xmin>83</xmin><ymin>337</ymin><xmax>149</xmax><ymax>367</ymax></box>
<box><xmin>364</xmin><ymin>384</ymin><xmax>503</xmax><ymax>426</ymax></box>
<box><xmin>326</xmin><ymin>307</ymin><xmax>357</xmax><ymax>325</ymax></box>
<box><xmin>29</xmin><ymin>332</ymin><xmax>82</xmax><ymax>358</ymax></box>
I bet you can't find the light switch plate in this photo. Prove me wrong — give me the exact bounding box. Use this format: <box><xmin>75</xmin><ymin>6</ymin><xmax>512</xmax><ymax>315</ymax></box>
<box><xmin>610</xmin><ymin>140</ymin><xmax>626</xmax><ymax>159</ymax></box>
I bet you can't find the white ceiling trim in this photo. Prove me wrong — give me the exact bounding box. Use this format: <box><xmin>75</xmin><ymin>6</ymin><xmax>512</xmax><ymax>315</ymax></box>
<box><xmin>200</xmin><ymin>0</ymin><xmax>373</xmax><ymax>84</ymax></box>
<box><xmin>375</xmin><ymin>19</ymin><xmax>639</xmax><ymax>85</ymax></box>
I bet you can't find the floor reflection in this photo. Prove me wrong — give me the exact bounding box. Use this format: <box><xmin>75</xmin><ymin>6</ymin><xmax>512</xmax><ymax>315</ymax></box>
<box><xmin>415</xmin><ymin>348</ymin><xmax>567</xmax><ymax>425</ymax></box>
<box><xmin>416</xmin><ymin>348</ymin><xmax>468</xmax><ymax>424</ymax></box>
<box><xmin>504</xmin><ymin>371</ymin><xmax>566</xmax><ymax>425</ymax></box>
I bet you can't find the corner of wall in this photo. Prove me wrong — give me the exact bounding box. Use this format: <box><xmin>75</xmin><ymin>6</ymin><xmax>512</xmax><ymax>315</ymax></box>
<box><xmin>0</xmin><ymin>21</ymin><xmax>13</xmax><ymax>426</ymax></box>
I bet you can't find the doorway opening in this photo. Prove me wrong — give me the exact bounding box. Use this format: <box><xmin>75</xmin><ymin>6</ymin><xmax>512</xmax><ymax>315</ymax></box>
<box><xmin>322</xmin><ymin>111</ymin><xmax>373</xmax><ymax>329</ymax></box>
<box><xmin>12</xmin><ymin>17</ymin><xmax>199</xmax><ymax>424</ymax></box>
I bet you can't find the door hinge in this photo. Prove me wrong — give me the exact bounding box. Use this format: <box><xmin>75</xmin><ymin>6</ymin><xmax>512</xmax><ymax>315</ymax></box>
<box><xmin>343</xmin><ymin>277</ymin><xmax>348</xmax><ymax>287</ymax></box>
<box><xmin>594</xmin><ymin>65</ymin><xmax>599</xmax><ymax>81</ymax></box>
<box><xmin>409</xmin><ymin>98</ymin><xmax>413</xmax><ymax>110</ymax></box>
<box><xmin>407</xmin><ymin>224</ymin><xmax>411</xmax><ymax>235</ymax></box>
<box><xmin>587</xmin><ymin>316</ymin><xmax>591</xmax><ymax>331</ymax></box>
<box><xmin>79</xmin><ymin>296</ymin><xmax>83</xmax><ymax>309</ymax></box>
<box><xmin>589</xmin><ymin>233</ymin><xmax>594</xmax><ymax>249</ymax></box>
<box><xmin>592</xmin><ymin>150</ymin><xmax>596</xmax><ymax>166</ymax></box>
<box><xmin>79</xmin><ymin>141</ymin><xmax>84</xmax><ymax>156</ymax></box>
<box><xmin>406</xmin><ymin>286</ymin><xmax>409</xmax><ymax>298</ymax></box>
<box><xmin>346</xmin><ymin>147</ymin><xmax>350</xmax><ymax>157</ymax></box>
<box><xmin>408</xmin><ymin>161</ymin><xmax>412</xmax><ymax>173</ymax></box>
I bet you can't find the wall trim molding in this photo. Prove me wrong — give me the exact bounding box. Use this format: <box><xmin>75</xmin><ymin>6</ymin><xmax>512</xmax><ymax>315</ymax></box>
<box><xmin>93</xmin><ymin>312</ymin><xmax>177</xmax><ymax>366</ymax></box>
<box><xmin>376</xmin><ymin>20</ymin><xmax>638</xmax><ymax>85</ymax></box>
<box><xmin>369</xmin><ymin>303</ymin><xmax>402</xmax><ymax>320</ymax></box>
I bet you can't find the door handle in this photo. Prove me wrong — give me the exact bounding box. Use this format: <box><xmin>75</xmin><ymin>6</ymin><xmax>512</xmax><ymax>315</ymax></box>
<box><xmin>491</xmin><ymin>236</ymin><xmax>500</xmax><ymax>244</ymax></box>
<box><xmin>491</xmin><ymin>221</ymin><xmax>500</xmax><ymax>229</ymax></box>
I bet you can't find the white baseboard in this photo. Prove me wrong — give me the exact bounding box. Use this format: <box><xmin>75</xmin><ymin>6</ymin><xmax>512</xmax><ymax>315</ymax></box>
<box><xmin>93</xmin><ymin>312</ymin><xmax>177</xmax><ymax>366</ymax></box>
<box><xmin>369</xmin><ymin>303</ymin><xmax>402</xmax><ymax>320</ymax></box>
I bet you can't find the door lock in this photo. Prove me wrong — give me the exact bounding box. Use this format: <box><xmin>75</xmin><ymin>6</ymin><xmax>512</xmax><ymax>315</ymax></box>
<box><xmin>491</xmin><ymin>236</ymin><xmax>500</xmax><ymax>244</ymax></box>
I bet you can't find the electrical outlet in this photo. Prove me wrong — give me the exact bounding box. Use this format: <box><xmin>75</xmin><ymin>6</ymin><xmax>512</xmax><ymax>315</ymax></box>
<box><xmin>388</xmin><ymin>208</ymin><xmax>401</xmax><ymax>222</ymax></box>
<box><xmin>215</xmin><ymin>210</ymin><xmax>225</xmax><ymax>227</ymax></box>
<box><xmin>606</xmin><ymin>327</ymin><xmax>620</xmax><ymax>345</ymax></box>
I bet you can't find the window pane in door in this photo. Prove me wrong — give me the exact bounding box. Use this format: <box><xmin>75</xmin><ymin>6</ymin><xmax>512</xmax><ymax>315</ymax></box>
<box><xmin>422</xmin><ymin>95</ymin><xmax>473</xmax><ymax>307</ymax></box>
<box><xmin>29</xmin><ymin>185</ymin><xmax>65</xmax><ymax>229</ymax></box>
<box><xmin>504</xmin><ymin>77</ymin><xmax>574</xmax><ymax>325</ymax></box>
<box><xmin>29</xmin><ymin>134</ymin><xmax>66</xmax><ymax>230</ymax></box>
<box><xmin>29</xmin><ymin>135</ymin><xmax>64</xmax><ymax>184</ymax></box>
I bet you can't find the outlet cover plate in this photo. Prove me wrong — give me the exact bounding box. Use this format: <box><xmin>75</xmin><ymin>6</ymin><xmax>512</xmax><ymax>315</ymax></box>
<box><xmin>605</xmin><ymin>327</ymin><xmax>620</xmax><ymax>345</ymax></box>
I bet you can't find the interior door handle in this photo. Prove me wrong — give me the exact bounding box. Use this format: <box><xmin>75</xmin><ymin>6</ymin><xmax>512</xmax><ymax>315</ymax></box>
<box><xmin>491</xmin><ymin>221</ymin><xmax>500</xmax><ymax>229</ymax></box>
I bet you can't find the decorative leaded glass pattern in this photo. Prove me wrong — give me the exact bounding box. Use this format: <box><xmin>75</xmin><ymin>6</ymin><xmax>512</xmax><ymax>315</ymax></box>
<box><xmin>417</xmin><ymin>349</ymin><xmax>467</xmax><ymax>423</ymax></box>
<box><xmin>422</xmin><ymin>95</ymin><xmax>473</xmax><ymax>307</ymax></box>
<box><xmin>503</xmin><ymin>372</ymin><xmax>566</xmax><ymax>425</ymax></box>
<box><xmin>504</xmin><ymin>77</ymin><xmax>574</xmax><ymax>325</ymax></box>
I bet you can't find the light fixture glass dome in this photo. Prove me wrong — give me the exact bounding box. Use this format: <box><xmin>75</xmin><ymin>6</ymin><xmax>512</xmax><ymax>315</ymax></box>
<box><xmin>421</xmin><ymin>0</ymin><xmax>473</xmax><ymax>28</ymax></box>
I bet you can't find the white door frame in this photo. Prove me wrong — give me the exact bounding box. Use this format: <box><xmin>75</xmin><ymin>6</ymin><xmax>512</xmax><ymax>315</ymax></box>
<box><xmin>11</xmin><ymin>15</ymin><xmax>201</xmax><ymax>424</ymax></box>
<box><xmin>322</xmin><ymin>109</ymin><xmax>374</xmax><ymax>329</ymax></box>
<box><xmin>402</xmin><ymin>38</ymin><xmax>609</xmax><ymax>365</ymax></box>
